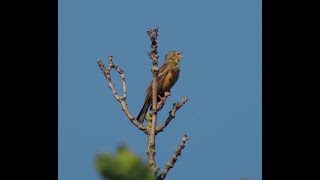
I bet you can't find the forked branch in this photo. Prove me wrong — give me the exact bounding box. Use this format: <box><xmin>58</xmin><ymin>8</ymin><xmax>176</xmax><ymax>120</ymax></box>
<box><xmin>97</xmin><ymin>57</ymin><xmax>147</xmax><ymax>133</ymax></box>
<box><xmin>156</xmin><ymin>97</ymin><xmax>188</xmax><ymax>134</ymax></box>
<box><xmin>98</xmin><ymin>27</ymin><xmax>190</xmax><ymax>180</ymax></box>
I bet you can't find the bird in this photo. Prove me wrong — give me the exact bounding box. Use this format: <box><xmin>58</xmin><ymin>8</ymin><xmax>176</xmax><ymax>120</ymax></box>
<box><xmin>137</xmin><ymin>51</ymin><xmax>183</xmax><ymax>123</ymax></box>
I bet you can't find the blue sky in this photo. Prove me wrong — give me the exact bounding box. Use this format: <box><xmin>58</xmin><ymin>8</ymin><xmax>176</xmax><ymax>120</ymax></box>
<box><xmin>58</xmin><ymin>0</ymin><xmax>261</xmax><ymax>180</ymax></box>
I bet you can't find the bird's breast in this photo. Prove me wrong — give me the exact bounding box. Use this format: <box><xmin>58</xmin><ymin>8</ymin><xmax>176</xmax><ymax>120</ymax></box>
<box><xmin>162</xmin><ymin>69</ymin><xmax>180</xmax><ymax>92</ymax></box>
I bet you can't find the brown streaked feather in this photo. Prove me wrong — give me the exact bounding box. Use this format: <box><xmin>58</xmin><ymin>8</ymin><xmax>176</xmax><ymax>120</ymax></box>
<box><xmin>137</xmin><ymin>62</ymin><xmax>180</xmax><ymax>123</ymax></box>
<box><xmin>137</xmin><ymin>63</ymin><xmax>170</xmax><ymax>123</ymax></box>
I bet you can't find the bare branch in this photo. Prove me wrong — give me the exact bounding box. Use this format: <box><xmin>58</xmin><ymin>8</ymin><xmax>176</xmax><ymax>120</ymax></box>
<box><xmin>98</xmin><ymin>27</ymin><xmax>190</xmax><ymax>179</ymax></box>
<box><xmin>156</xmin><ymin>97</ymin><xmax>188</xmax><ymax>134</ymax></box>
<box><xmin>97</xmin><ymin>57</ymin><xmax>147</xmax><ymax>133</ymax></box>
<box><xmin>147</xmin><ymin>27</ymin><xmax>159</xmax><ymax>62</ymax></box>
<box><xmin>146</xmin><ymin>27</ymin><xmax>160</xmax><ymax>171</ymax></box>
<box><xmin>157</xmin><ymin>134</ymin><xmax>189</xmax><ymax>180</ymax></box>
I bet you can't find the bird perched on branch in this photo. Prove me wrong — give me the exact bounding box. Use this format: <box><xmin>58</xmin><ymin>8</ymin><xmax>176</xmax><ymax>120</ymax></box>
<box><xmin>137</xmin><ymin>51</ymin><xmax>183</xmax><ymax>123</ymax></box>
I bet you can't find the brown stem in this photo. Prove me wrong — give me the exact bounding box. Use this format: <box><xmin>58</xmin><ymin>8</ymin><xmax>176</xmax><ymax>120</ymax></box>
<box><xmin>146</xmin><ymin>27</ymin><xmax>159</xmax><ymax>171</ymax></box>
<box><xmin>97</xmin><ymin>57</ymin><xmax>147</xmax><ymax>133</ymax></box>
<box><xmin>157</xmin><ymin>134</ymin><xmax>189</xmax><ymax>180</ymax></box>
<box><xmin>156</xmin><ymin>97</ymin><xmax>188</xmax><ymax>134</ymax></box>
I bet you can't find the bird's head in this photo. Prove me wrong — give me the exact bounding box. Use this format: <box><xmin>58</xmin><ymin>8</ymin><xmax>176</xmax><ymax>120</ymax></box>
<box><xmin>164</xmin><ymin>51</ymin><xmax>183</xmax><ymax>65</ymax></box>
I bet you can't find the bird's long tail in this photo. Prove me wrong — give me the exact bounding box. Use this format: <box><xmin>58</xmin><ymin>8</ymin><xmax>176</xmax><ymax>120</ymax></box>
<box><xmin>137</xmin><ymin>90</ymin><xmax>152</xmax><ymax>124</ymax></box>
<box><xmin>137</xmin><ymin>97</ymin><xmax>150</xmax><ymax>123</ymax></box>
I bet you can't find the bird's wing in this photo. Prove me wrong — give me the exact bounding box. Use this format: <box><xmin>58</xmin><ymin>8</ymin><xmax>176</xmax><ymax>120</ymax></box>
<box><xmin>156</xmin><ymin>63</ymin><xmax>170</xmax><ymax>91</ymax></box>
<box><xmin>145</xmin><ymin>63</ymin><xmax>170</xmax><ymax>94</ymax></box>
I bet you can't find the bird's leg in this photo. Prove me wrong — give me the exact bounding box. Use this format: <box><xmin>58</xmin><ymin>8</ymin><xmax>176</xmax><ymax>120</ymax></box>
<box><xmin>158</xmin><ymin>95</ymin><xmax>166</xmax><ymax>103</ymax></box>
<box><xmin>156</xmin><ymin>92</ymin><xmax>171</xmax><ymax>111</ymax></box>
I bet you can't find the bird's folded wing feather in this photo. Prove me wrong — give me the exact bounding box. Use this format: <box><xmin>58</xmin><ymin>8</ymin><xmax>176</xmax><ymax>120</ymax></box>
<box><xmin>145</xmin><ymin>63</ymin><xmax>169</xmax><ymax>94</ymax></box>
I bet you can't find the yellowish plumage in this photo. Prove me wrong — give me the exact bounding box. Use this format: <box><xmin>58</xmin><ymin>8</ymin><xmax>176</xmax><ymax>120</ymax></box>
<box><xmin>137</xmin><ymin>51</ymin><xmax>182</xmax><ymax>123</ymax></box>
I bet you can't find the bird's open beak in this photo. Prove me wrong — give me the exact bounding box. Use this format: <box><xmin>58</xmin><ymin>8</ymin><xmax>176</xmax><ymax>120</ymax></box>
<box><xmin>177</xmin><ymin>52</ymin><xmax>183</xmax><ymax>59</ymax></box>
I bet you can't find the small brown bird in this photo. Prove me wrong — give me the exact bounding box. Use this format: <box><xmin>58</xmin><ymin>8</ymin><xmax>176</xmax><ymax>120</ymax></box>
<box><xmin>137</xmin><ymin>51</ymin><xmax>183</xmax><ymax>123</ymax></box>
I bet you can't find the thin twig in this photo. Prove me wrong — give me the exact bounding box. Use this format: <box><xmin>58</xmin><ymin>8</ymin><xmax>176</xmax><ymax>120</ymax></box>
<box><xmin>97</xmin><ymin>57</ymin><xmax>147</xmax><ymax>133</ymax></box>
<box><xmin>156</xmin><ymin>92</ymin><xmax>171</xmax><ymax>112</ymax></box>
<box><xmin>156</xmin><ymin>97</ymin><xmax>188</xmax><ymax>134</ymax></box>
<box><xmin>157</xmin><ymin>134</ymin><xmax>189</xmax><ymax>180</ymax></box>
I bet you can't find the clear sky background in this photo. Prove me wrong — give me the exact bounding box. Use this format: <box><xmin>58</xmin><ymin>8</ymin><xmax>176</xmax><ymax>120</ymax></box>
<box><xmin>58</xmin><ymin>0</ymin><xmax>261</xmax><ymax>180</ymax></box>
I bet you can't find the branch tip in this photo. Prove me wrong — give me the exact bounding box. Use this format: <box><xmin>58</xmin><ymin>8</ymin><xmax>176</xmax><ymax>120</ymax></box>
<box><xmin>156</xmin><ymin>96</ymin><xmax>188</xmax><ymax>134</ymax></box>
<box><xmin>157</xmin><ymin>134</ymin><xmax>189</xmax><ymax>180</ymax></box>
<box><xmin>98</xmin><ymin>56</ymin><xmax>146</xmax><ymax>133</ymax></box>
